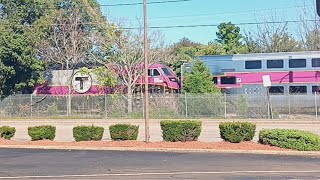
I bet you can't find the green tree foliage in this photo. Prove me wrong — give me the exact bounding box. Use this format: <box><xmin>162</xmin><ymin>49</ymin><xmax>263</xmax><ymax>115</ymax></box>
<box><xmin>170</xmin><ymin>38</ymin><xmax>201</xmax><ymax>76</ymax></box>
<box><xmin>196</xmin><ymin>43</ymin><xmax>225</xmax><ymax>56</ymax></box>
<box><xmin>38</xmin><ymin>0</ymin><xmax>116</xmax><ymax>70</ymax></box>
<box><xmin>182</xmin><ymin>60</ymin><xmax>220</xmax><ymax>93</ymax></box>
<box><xmin>80</xmin><ymin>67</ymin><xmax>117</xmax><ymax>91</ymax></box>
<box><xmin>302</xmin><ymin>29</ymin><xmax>320</xmax><ymax>51</ymax></box>
<box><xmin>0</xmin><ymin>0</ymin><xmax>116</xmax><ymax>99</ymax></box>
<box><xmin>215</xmin><ymin>22</ymin><xmax>247</xmax><ymax>54</ymax></box>
<box><xmin>259</xmin><ymin>33</ymin><xmax>303</xmax><ymax>53</ymax></box>
<box><xmin>248</xmin><ymin>22</ymin><xmax>304</xmax><ymax>53</ymax></box>
<box><xmin>0</xmin><ymin>0</ymin><xmax>46</xmax><ymax>98</ymax></box>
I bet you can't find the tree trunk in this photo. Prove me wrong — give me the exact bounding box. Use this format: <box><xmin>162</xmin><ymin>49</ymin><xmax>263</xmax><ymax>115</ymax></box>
<box><xmin>127</xmin><ymin>85</ymin><xmax>133</xmax><ymax>113</ymax></box>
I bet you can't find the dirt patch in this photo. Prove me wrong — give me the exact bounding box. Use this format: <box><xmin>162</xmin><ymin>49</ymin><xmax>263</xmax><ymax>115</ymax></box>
<box><xmin>0</xmin><ymin>139</ymin><xmax>288</xmax><ymax>151</ymax></box>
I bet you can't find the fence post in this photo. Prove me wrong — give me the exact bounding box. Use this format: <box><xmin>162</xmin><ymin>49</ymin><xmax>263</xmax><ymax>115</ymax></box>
<box><xmin>267</xmin><ymin>96</ymin><xmax>270</xmax><ymax>119</ymax></box>
<box><xmin>9</xmin><ymin>96</ymin><xmax>12</xmax><ymax>117</ymax></box>
<box><xmin>104</xmin><ymin>94</ymin><xmax>108</xmax><ymax>118</ymax></box>
<box><xmin>185</xmin><ymin>93</ymin><xmax>188</xmax><ymax>118</ymax></box>
<box><xmin>142</xmin><ymin>93</ymin><xmax>145</xmax><ymax>118</ymax></box>
<box><xmin>315</xmin><ymin>93</ymin><xmax>318</xmax><ymax>119</ymax></box>
<box><xmin>30</xmin><ymin>94</ymin><xmax>33</xmax><ymax>117</ymax></box>
<box><xmin>66</xmin><ymin>95</ymin><xmax>69</xmax><ymax>117</ymax></box>
<box><xmin>288</xmin><ymin>94</ymin><xmax>291</xmax><ymax>119</ymax></box>
<box><xmin>224</xmin><ymin>93</ymin><xmax>227</xmax><ymax>119</ymax></box>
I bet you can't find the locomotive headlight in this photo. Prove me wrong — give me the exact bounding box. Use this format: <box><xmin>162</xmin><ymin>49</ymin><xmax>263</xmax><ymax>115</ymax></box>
<box><xmin>169</xmin><ymin>78</ymin><xmax>177</xmax><ymax>82</ymax></box>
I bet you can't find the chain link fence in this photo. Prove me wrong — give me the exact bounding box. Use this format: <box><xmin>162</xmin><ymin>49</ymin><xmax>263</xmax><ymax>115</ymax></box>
<box><xmin>1</xmin><ymin>93</ymin><xmax>320</xmax><ymax>119</ymax></box>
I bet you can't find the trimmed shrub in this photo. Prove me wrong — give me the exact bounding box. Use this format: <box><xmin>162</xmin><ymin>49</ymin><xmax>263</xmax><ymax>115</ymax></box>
<box><xmin>28</xmin><ymin>125</ymin><xmax>56</xmax><ymax>141</ymax></box>
<box><xmin>0</xmin><ymin>126</ymin><xmax>16</xmax><ymax>140</ymax></box>
<box><xmin>73</xmin><ymin>125</ymin><xmax>104</xmax><ymax>142</ymax></box>
<box><xmin>219</xmin><ymin>122</ymin><xmax>256</xmax><ymax>143</ymax></box>
<box><xmin>109</xmin><ymin>124</ymin><xmax>139</xmax><ymax>141</ymax></box>
<box><xmin>160</xmin><ymin>120</ymin><xmax>202</xmax><ymax>142</ymax></box>
<box><xmin>259</xmin><ymin>129</ymin><xmax>320</xmax><ymax>151</ymax></box>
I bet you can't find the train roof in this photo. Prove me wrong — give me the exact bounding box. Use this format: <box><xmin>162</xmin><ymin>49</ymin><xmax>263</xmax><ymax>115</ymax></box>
<box><xmin>149</xmin><ymin>63</ymin><xmax>169</xmax><ymax>68</ymax></box>
<box><xmin>47</xmin><ymin>63</ymin><xmax>170</xmax><ymax>73</ymax></box>
<box><xmin>198</xmin><ymin>51</ymin><xmax>320</xmax><ymax>61</ymax></box>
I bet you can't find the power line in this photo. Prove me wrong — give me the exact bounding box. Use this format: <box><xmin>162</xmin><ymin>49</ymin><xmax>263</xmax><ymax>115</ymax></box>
<box><xmin>148</xmin><ymin>5</ymin><xmax>314</xmax><ymax>21</ymax></box>
<box><xmin>138</xmin><ymin>20</ymin><xmax>319</xmax><ymax>29</ymax></box>
<box><xmin>0</xmin><ymin>19</ymin><xmax>319</xmax><ymax>30</ymax></box>
<box><xmin>101</xmin><ymin>0</ymin><xmax>193</xmax><ymax>7</ymax></box>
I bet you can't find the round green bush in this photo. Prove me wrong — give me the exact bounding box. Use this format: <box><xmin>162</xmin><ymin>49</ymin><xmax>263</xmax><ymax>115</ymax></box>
<box><xmin>160</xmin><ymin>120</ymin><xmax>202</xmax><ymax>142</ymax></box>
<box><xmin>0</xmin><ymin>126</ymin><xmax>16</xmax><ymax>140</ymax></box>
<box><xmin>219</xmin><ymin>122</ymin><xmax>256</xmax><ymax>143</ymax></box>
<box><xmin>109</xmin><ymin>124</ymin><xmax>139</xmax><ymax>141</ymax></box>
<box><xmin>259</xmin><ymin>129</ymin><xmax>320</xmax><ymax>151</ymax></box>
<box><xmin>28</xmin><ymin>125</ymin><xmax>56</xmax><ymax>141</ymax></box>
<box><xmin>73</xmin><ymin>125</ymin><xmax>104</xmax><ymax>142</ymax></box>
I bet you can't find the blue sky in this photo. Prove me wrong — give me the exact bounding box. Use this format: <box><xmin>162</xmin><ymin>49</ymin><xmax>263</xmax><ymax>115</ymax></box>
<box><xmin>99</xmin><ymin>0</ymin><xmax>316</xmax><ymax>44</ymax></box>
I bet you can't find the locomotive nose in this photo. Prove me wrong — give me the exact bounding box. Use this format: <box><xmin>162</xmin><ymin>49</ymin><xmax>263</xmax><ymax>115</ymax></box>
<box><xmin>167</xmin><ymin>76</ymin><xmax>180</xmax><ymax>90</ymax></box>
<box><xmin>169</xmin><ymin>77</ymin><xmax>177</xmax><ymax>82</ymax></box>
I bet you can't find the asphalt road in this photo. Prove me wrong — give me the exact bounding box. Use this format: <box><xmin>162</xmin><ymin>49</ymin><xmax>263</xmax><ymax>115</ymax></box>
<box><xmin>0</xmin><ymin>149</ymin><xmax>319</xmax><ymax>179</ymax></box>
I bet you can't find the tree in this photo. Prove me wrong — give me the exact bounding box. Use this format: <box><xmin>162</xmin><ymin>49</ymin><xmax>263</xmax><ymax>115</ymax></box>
<box><xmin>215</xmin><ymin>22</ymin><xmax>246</xmax><ymax>54</ymax></box>
<box><xmin>182</xmin><ymin>60</ymin><xmax>220</xmax><ymax>93</ymax></box>
<box><xmin>169</xmin><ymin>38</ymin><xmax>201</xmax><ymax>77</ymax></box>
<box><xmin>305</xmin><ymin>30</ymin><xmax>320</xmax><ymax>51</ymax></box>
<box><xmin>92</xmin><ymin>27</ymin><xmax>175</xmax><ymax>113</ymax></box>
<box><xmin>251</xmin><ymin>12</ymin><xmax>304</xmax><ymax>53</ymax></box>
<box><xmin>0</xmin><ymin>0</ymin><xmax>46</xmax><ymax>98</ymax></box>
<box><xmin>297</xmin><ymin>4</ymin><xmax>320</xmax><ymax>51</ymax></box>
<box><xmin>36</xmin><ymin>0</ymin><xmax>115</xmax><ymax>114</ymax></box>
<box><xmin>39</xmin><ymin>8</ymin><xmax>91</xmax><ymax>70</ymax></box>
<box><xmin>38</xmin><ymin>0</ymin><xmax>114</xmax><ymax>70</ymax></box>
<box><xmin>196</xmin><ymin>43</ymin><xmax>225</xmax><ymax>56</ymax></box>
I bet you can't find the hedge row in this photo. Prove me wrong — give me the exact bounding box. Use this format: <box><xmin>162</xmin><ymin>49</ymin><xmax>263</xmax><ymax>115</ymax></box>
<box><xmin>160</xmin><ymin>120</ymin><xmax>202</xmax><ymax>142</ymax></box>
<box><xmin>73</xmin><ymin>126</ymin><xmax>104</xmax><ymax>142</ymax></box>
<box><xmin>0</xmin><ymin>122</ymin><xmax>256</xmax><ymax>143</ymax></box>
<box><xmin>0</xmin><ymin>126</ymin><xmax>16</xmax><ymax>140</ymax></box>
<box><xmin>219</xmin><ymin>122</ymin><xmax>256</xmax><ymax>143</ymax></box>
<box><xmin>259</xmin><ymin>129</ymin><xmax>320</xmax><ymax>151</ymax></box>
<box><xmin>1</xmin><ymin>122</ymin><xmax>320</xmax><ymax>152</ymax></box>
<box><xmin>0</xmin><ymin>124</ymin><xmax>140</xmax><ymax>142</ymax></box>
<box><xmin>109</xmin><ymin>124</ymin><xmax>139</xmax><ymax>141</ymax></box>
<box><xmin>28</xmin><ymin>125</ymin><xmax>56</xmax><ymax>141</ymax></box>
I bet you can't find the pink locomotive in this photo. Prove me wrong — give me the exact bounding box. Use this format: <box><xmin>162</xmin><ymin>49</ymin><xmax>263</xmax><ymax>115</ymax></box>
<box><xmin>34</xmin><ymin>63</ymin><xmax>180</xmax><ymax>95</ymax></box>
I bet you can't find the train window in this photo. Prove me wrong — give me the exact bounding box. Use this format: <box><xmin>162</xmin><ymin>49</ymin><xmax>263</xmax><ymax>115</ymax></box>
<box><xmin>289</xmin><ymin>86</ymin><xmax>307</xmax><ymax>94</ymax></box>
<box><xmin>221</xmin><ymin>68</ymin><xmax>236</xmax><ymax>72</ymax></box>
<box><xmin>161</xmin><ymin>68</ymin><xmax>172</xmax><ymax>76</ymax></box>
<box><xmin>312</xmin><ymin>86</ymin><xmax>320</xmax><ymax>93</ymax></box>
<box><xmin>245</xmin><ymin>60</ymin><xmax>261</xmax><ymax>69</ymax></box>
<box><xmin>153</xmin><ymin>69</ymin><xmax>160</xmax><ymax>76</ymax></box>
<box><xmin>289</xmin><ymin>59</ymin><xmax>306</xmax><ymax>68</ymax></box>
<box><xmin>312</xmin><ymin>58</ymin><xmax>320</xmax><ymax>67</ymax></box>
<box><xmin>267</xmin><ymin>60</ymin><xmax>283</xmax><ymax>69</ymax></box>
<box><xmin>221</xmin><ymin>76</ymin><xmax>237</xmax><ymax>84</ymax></box>
<box><xmin>148</xmin><ymin>69</ymin><xmax>160</xmax><ymax>76</ymax></box>
<box><xmin>213</xmin><ymin>77</ymin><xmax>218</xmax><ymax>84</ymax></box>
<box><xmin>269</xmin><ymin>86</ymin><xmax>284</xmax><ymax>94</ymax></box>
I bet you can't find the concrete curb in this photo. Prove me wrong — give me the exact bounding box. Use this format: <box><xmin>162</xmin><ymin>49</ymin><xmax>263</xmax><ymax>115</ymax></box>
<box><xmin>0</xmin><ymin>145</ymin><xmax>319</xmax><ymax>156</ymax></box>
<box><xmin>1</xmin><ymin>119</ymin><xmax>320</xmax><ymax>124</ymax></box>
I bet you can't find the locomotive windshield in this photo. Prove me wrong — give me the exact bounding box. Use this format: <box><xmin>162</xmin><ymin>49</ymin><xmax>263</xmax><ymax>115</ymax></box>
<box><xmin>162</xmin><ymin>68</ymin><xmax>172</xmax><ymax>76</ymax></box>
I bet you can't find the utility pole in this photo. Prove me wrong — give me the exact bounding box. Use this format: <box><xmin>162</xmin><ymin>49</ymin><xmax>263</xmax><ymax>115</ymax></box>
<box><xmin>143</xmin><ymin>0</ymin><xmax>150</xmax><ymax>143</ymax></box>
<box><xmin>317</xmin><ymin>0</ymin><xmax>320</xmax><ymax>16</ymax></box>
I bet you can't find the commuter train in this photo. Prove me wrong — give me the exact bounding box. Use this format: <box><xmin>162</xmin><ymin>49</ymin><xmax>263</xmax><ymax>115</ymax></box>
<box><xmin>197</xmin><ymin>51</ymin><xmax>320</xmax><ymax>95</ymax></box>
<box><xmin>34</xmin><ymin>63</ymin><xmax>180</xmax><ymax>95</ymax></box>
